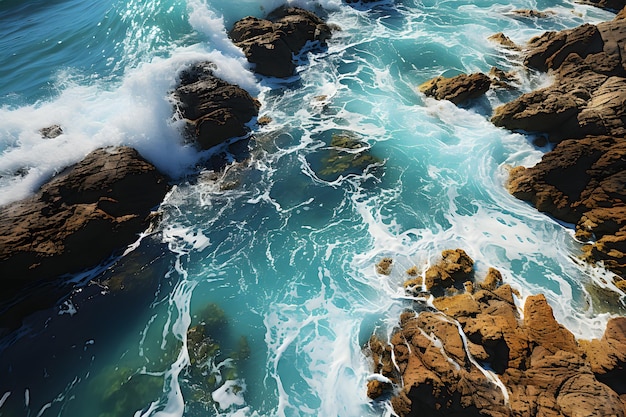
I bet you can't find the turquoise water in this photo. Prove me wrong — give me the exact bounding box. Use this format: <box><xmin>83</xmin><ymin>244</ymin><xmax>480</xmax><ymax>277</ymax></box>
<box><xmin>0</xmin><ymin>0</ymin><xmax>622</xmax><ymax>416</ymax></box>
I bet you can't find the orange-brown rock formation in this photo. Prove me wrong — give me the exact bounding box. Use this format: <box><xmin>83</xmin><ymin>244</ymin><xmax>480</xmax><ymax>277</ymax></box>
<box><xmin>366</xmin><ymin>250</ymin><xmax>626</xmax><ymax>416</ymax></box>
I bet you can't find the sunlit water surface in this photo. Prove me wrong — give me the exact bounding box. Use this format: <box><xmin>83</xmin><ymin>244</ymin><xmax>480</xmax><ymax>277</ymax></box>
<box><xmin>0</xmin><ymin>0</ymin><xmax>622</xmax><ymax>416</ymax></box>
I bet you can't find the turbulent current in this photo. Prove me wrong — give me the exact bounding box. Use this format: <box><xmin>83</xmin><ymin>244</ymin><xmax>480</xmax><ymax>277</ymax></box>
<box><xmin>0</xmin><ymin>0</ymin><xmax>622</xmax><ymax>416</ymax></box>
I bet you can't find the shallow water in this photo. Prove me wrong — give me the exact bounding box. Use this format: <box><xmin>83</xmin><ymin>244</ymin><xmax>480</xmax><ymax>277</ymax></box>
<box><xmin>0</xmin><ymin>0</ymin><xmax>623</xmax><ymax>416</ymax></box>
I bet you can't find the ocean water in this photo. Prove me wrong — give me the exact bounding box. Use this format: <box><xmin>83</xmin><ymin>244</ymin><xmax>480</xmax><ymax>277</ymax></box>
<box><xmin>0</xmin><ymin>0</ymin><xmax>623</xmax><ymax>416</ymax></box>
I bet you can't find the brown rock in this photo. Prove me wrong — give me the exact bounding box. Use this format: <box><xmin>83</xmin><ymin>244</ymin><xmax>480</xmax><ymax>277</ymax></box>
<box><xmin>480</xmin><ymin>267</ymin><xmax>503</xmax><ymax>290</ymax></box>
<box><xmin>419</xmin><ymin>73</ymin><xmax>491</xmax><ymax>105</ymax></box>
<box><xmin>579</xmin><ymin>0</ymin><xmax>626</xmax><ymax>12</ymax></box>
<box><xmin>488</xmin><ymin>32</ymin><xmax>521</xmax><ymax>50</ymax></box>
<box><xmin>420</xmin><ymin>249</ymin><xmax>474</xmax><ymax>293</ymax></box>
<box><xmin>376</xmin><ymin>257</ymin><xmax>393</xmax><ymax>275</ymax></box>
<box><xmin>493</xmin><ymin>17</ymin><xmax>626</xmax><ymax>141</ymax></box>
<box><xmin>524</xmin><ymin>23</ymin><xmax>604</xmax><ymax>72</ymax></box>
<box><xmin>230</xmin><ymin>7</ymin><xmax>332</xmax><ymax>78</ymax></box>
<box><xmin>0</xmin><ymin>147</ymin><xmax>169</xmax><ymax>329</ymax></box>
<box><xmin>433</xmin><ymin>293</ymin><xmax>481</xmax><ymax>318</ymax></box>
<box><xmin>508</xmin><ymin>9</ymin><xmax>556</xmax><ymax>19</ymax></box>
<box><xmin>366</xmin><ymin>379</ymin><xmax>392</xmax><ymax>399</ymax></box>
<box><xmin>367</xmin><ymin>259</ymin><xmax>626</xmax><ymax>417</ymax></box>
<box><xmin>524</xmin><ymin>294</ymin><xmax>579</xmax><ymax>355</ymax></box>
<box><xmin>491</xmin><ymin>83</ymin><xmax>587</xmax><ymax>139</ymax></box>
<box><xmin>507</xmin><ymin>135</ymin><xmax>626</xmax><ymax>277</ymax></box>
<box><xmin>174</xmin><ymin>62</ymin><xmax>260</xmax><ymax>149</ymax></box>
<box><xmin>580</xmin><ymin>316</ymin><xmax>626</xmax><ymax>394</ymax></box>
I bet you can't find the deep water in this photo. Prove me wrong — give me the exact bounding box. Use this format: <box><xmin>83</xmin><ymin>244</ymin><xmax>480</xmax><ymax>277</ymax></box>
<box><xmin>0</xmin><ymin>0</ymin><xmax>623</xmax><ymax>416</ymax></box>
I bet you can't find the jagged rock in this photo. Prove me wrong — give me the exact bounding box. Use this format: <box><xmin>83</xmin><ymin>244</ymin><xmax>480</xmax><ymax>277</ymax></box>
<box><xmin>418</xmin><ymin>73</ymin><xmax>491</xmax><ymax>105</ymax></box>
<box><xmin>422</xmin><ymin>249</ymin><xmax>474</xmax><ymax>293</ymax></box>
<box><xmin>489</xmin><ymin>67</ymin><xmax>519</xmax><ymax>89</ymax></box>
<box><xmin>39</xmin><ymin>124</ymin><xmax>63</xmax><ymax>139</ymax></box>
<box><xmin>508</xmin><ymin>9</ymin><xmax>556</xmax><ymax>19</ymax></box>
<box><xmin>579</xmin><ymin>0</ymin><xmax>626</xmax><ymax>12</ymax></box>
<box><xmin>492</xmin><ymin>18</ymin><xmax>626</xmax><ymax>140</ymax></box>
<box><xmin>488</xmin><ymin>32</ymin><xmax>522</xmax><ymax>50</ymax></box>
<box><xmin>229</xmin><ymin>7</ymin><xmax>332</xmax><ymax>78</ymax></box>
<box><xmin>376</xmin><ymin>257</ymin><xmax>393</xmax><ymax>275</ymax></box>
<box><xmin>579</xmin><ymin>316</ymin><xmax>626</xmax><ymax>394</ymax></box>
<box><xmin>366</xmin><ymin>250</ymin><xmax>626</xmax><ymax>417</ymax></box>
<box><xmin>174</xmin><ymin>62</ymin><xmax>260</xmax><ymax>150</ymax></box>
<box><xmin>0</xmin><ymin>146</ymin><xmax>169</xmax><ymax>329</ymax></box>
<box><xmin>524</xmin><ymin>23</ymin><xmax>605</xmax><ymax>73</ymax></box>
<box><xmin>508</xmin><ymin>135</ymin><xmax>626</xmax><ymax>277</ymax></box>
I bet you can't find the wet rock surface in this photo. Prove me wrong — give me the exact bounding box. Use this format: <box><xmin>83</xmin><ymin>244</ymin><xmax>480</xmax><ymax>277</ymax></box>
<box><xmin>229</xmin><ymin>6</ymin><xmax>333</xmax><ymax>78</ymax></box>
<box><xmin>174</xmin><ymin>61</ymin><xmax>261</xmax><ymax>150</ymax></box>
<box><xmin>0</xmin><ymin>146</ymin><xmax>169</xmax><ymax>330</ymax></box>
<box><xmin>492</xmin><ymin>9</ymin><xmax>626</xmax><ymax>280</ymax></box>
<box><xmin>366</xmin><ymin>250</ymin><xmax>626</xmax><ymax>417</ymax></box>
<box><xmin>492</xmin><ymin>15</ymin><xmax>626</xmax><ymax>140</ymax></box>
<box><xmin>508</xmin><ymin>135</ymin><xmax>626</xmax><ymax>278</ymax></box>
<box><xmin>419</xmin><ymin>73</ymin><xmax>492</xmax><ymax>105</ymax></box>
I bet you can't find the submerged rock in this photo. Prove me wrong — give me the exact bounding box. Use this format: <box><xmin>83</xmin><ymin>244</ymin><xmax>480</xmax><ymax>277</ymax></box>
<box><xmin>507</xmin><ymin>9</ymin><xmax>556</xmax><ymax>19</ymax></box>
<box><xmin>92</xmin><ymin>367</ymin><xmax>163</xmax><ymax>417</ymax></box>
<box><xmin>418</xmin><ymin>73</ymin><xmax>492</xmax><ymax>105</ymax></box>
<box><xmin>315</xmin><ymin>132</ymin><xmax>382</xmax><ymax>181</ymax></box>
<box><xmin>183</xmin><ymin>302</ymin><xmax>250</xmax><ymax>411</ymax></box>
<box><xmin>174</xmin><ymin>62</ymin><xmax>260</xmax><ymax>150</ymax></box>
<box><xmin>365</xmin><ymin>249</ymin><xmax>626</xmax><ymax>417</ymax></box>
<box><xmin>0</xmin><ymin>146</ymin><xmax>169</xmax><ymax>329</ymax></box>
<box><xmin>229</xmin><ymin>7</ymin><xmax>333</xmax><ymax>78</ymax></box>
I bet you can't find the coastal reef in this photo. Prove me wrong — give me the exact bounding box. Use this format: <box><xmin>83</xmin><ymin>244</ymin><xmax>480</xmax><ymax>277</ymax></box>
<box><xmin>229</xmin><ymin>6</ymin><xmax>333</xmax><ymax>78</ymax></box>
<box><xmin>366</xmin><ymin>249</ymin><xmax>626</xmax><ymax>416</ymax></box>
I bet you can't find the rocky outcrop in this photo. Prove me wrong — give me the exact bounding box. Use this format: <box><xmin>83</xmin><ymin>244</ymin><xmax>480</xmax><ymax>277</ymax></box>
<box><xmin>229</xmin><ymin>7</ymin><xmax>332</xmax><ymax>78</ymax></box>
<box><xmin>366</xmin><ymin>250</ymin><xmax>626</xmax><ymax>416</ymax></box>
<box><xmin>579</xmin><ymin>0</ymin><xmax>626</xmax><ymax>12</ymax></box>
<box><xmin>508</xmin><ymin>135</ymin><xmax>626</xmax><ymax>280</ymax></box>
<box><xmin>0</xmin><ymin>146</ymin><xmax>169</xmax><ymax>328</ymax></box>
<box><xmin>492</xmin><ymin>10</ymin><xmax>626</xmax><ymax>280</ymax></box>
<box><xmin>174</xmin><ymin>62</ymin><xmax>260</xmax><ymax>150</ymax></box>
<box><xmin>492</xmin><ymin>16</ymin><xmax>626</xmax><ymax>140</ymax></box>
<box><xmin>419</xmin><ymin>73</ymin><xmax>492</xmax><ymax>105</ymax></box>
<box><xmin>508</xmin><ymin>9</ymin><xmax>555</xmax><ymax>18</ymax></box>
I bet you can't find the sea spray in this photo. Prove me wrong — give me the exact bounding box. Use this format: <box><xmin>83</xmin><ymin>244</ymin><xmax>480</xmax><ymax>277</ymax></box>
<box><xmin>0</xmin><ymin>0</ymin><xmax>623</xmax><ymax>416</ymax></box>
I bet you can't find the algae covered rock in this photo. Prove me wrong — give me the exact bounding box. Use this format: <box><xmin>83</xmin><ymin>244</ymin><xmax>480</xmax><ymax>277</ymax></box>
<box><xmin>314</xmin><ymin>132</ymin><xmax>382</xmax><ymax>181</ymax></box>
<box><xmin>183</xmin><ymin>302</ymin><xmax>251</xmax><ymax>411</ymax></box>
<box><xmin>92</xmin><ymin>367</ymin><xmax>163</xmax><ymax>417</ymax></box>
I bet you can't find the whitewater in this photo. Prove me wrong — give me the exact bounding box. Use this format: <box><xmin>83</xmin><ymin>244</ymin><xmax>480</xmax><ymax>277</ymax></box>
<box><xmin>0</xmin><ymin>0</ymin><xmax>622</xmax><ymax>416</ymax></box>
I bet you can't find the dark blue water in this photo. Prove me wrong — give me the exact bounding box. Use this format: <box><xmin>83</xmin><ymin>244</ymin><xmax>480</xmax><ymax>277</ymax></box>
<box><xmin>0</xmin><ymin>0</ymin><xmax>620</xmax><ymax>416</ymax></box>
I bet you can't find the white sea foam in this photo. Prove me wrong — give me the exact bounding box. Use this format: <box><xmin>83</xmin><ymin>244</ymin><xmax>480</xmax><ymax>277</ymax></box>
<box><xmin>3</xmin><ymin>0</ymin><xmax>624</xmax><ymax>416</ymax></box>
